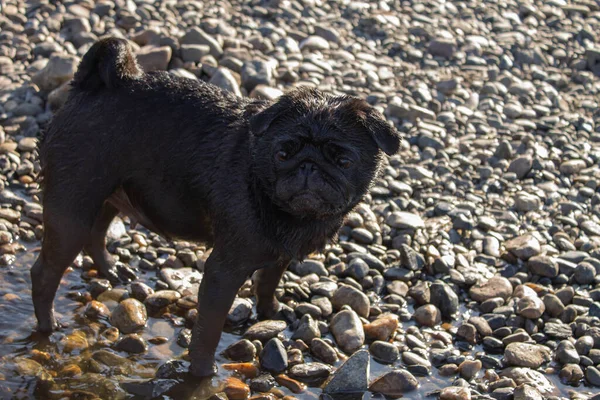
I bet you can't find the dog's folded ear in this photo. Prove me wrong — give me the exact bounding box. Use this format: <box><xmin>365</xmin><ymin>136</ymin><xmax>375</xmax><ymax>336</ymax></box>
<box><xmin>337</xmin><ymin>97</ymin><xmax>402</xmax><ymax>156</ymax></box>
<box><xmin>250</xmin><ymin>86</ymin><xmax>325</xmax><ymax>136</ymax></box>
<box><xmin>249</xmin><ymin>100</ymin><xmax>288</xmax><ymax>136</ymax></box>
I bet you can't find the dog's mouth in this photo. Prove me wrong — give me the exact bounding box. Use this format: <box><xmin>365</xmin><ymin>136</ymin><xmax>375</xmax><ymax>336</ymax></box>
<box><xmin>284</xmin><ymin>191</ymin><xmax>343</xmax><ymax>219</ymax></box>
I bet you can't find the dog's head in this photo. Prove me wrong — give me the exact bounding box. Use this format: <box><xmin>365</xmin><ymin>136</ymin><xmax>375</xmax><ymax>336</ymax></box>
<box><xmin>250</xmin><ymin>87</ymin><xmax>401</xmax><ymax>220</ymax></box>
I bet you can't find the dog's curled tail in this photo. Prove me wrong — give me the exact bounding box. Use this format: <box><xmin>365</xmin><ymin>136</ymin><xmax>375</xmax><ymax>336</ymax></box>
<box><xmin>72</xmin><ymin>37</ymin><xmax>143</xmax><ymax>90</ymax></box>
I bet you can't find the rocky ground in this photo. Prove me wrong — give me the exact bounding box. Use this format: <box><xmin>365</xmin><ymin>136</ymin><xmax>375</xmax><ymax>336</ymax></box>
<box><xmin>1</xmin><ymin>0</ymin><xmax>600</xmax><ymax>399</ymax></box>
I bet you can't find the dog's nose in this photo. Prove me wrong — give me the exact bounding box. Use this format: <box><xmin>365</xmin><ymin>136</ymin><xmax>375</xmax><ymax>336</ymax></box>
<box><xmin>299</xmin><ymin>162</ymin><xmax>317</xmax><ymax>177</ymax></box>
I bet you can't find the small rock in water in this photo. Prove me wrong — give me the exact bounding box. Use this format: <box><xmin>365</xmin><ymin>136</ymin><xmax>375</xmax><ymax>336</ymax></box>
<box><xmin>430</xmin><ymin>282</ymin><xmax>459</xmax><ymax>318</ymax></box>
<box><xmin>223</xmin><ymin>339</ymin><xmax>256</xmax><ymax>362</ymax></box>
<box><xmin>115</xmin><ymin>333</ymin><xmax>148</xmax><ymax>354</ymax></box>
<box><xmin>369</xmin><ymin>370</ymin><xmax>419</xmax><ymax>396</ymax></box>
<box><xmin>363</xmin><ymin>314</ymin><xmax>398</xmax><ymax>341</ymax></box>
<box><xmin>244</xmin><ymin>320</ymin><xmax>287</xmax><ymax>341</ymax></box>
<box><xmin>414</xmin><ymin>304</ymin><xmax>441</xmax><ymax>327</ymax></box>
<box><xmin>504</xmin><ymin>343</ymin><xmax>552</xmax><ymax>369</ymax></box>
<box><xmin>331</xmin><ymin>284</ymin><xmax>370</xmax><ymax>318</ymax></box>
<box><xmin>260</xmin><ymin>338</ymin><xmax>288</xmax><ymax>374</ymax></box>
<box><xmin>292</xmin><ymin>314</ymin><xmax>321</xmax><ymax>343</ymax></box>
<box><xmin>330</xmin><ymin>309</ymin><xmax>365</xmax><ymax>354</ymax></box>
<box><xmin>109</xmin><ymin>298</ymin><xmax>148</xmax><ymax>334</ymax></box>
<box><xmin>323</xmin><ymin>350</ymin><xmax>369</xmax><ymax>394</ymax></box>
<box><xmin>440</xmin><ymin>386</ymin><xmax>471</xmax><ymax>400</ymax></box>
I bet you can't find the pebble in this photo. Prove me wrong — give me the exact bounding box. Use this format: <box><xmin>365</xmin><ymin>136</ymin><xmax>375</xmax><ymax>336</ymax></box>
<box><xmin>109</xmin><ymin>298</ymin><xmax>148</xmax><ymax>334</ymax></box>
<box><xmin>331</xmin><ymin>285</ymin><xmax>370</xmax><ymax>318</ymax></box>
<box><xmin>330</xmin><ymin>309</ymin><xmax>365</xmax><ymax>354</ymax></box>
<box><xmin>323</xmin><ymin>350</ymin><xmax>369</xmax><ymax>394</ymax></box>
<box><xmin>504</xmin><ymin>343</ymin><xmax>552</xmax><ymax>369</ymax></box>
<box><xmin>369</xmin><ymin>370</ymin><xmax>419</xmax><ymax>396</ymax></box>
<box><xmin>440</xmin><ymin>386</ymin><xmax>471</xmax><ymax>400</ymax></box>
<box><xmin>363</xmin><ymin>315</ymin><xmax>398</xmax><ymax>341</ymax></box>
<box><xmin>244</xmin><ymin>320</ymin><xmax>287</xmax><ymax>342</ymax></box>
<box><xmin>370</xmin><ymin>341</ymin><xmax>399</xmax><ymax>364</ymax></box>
<box><xmin>414</xmin><ymin>304</ymin><xmax>442</xmax><ymax>327</ymax></box>
<box><xmin>224</xmin><ymin>339</ymin><xmax>257</xmax><ymax>362</ymax></box>
<box><xmin>469</xmin><ymin>277</ymin><xmax>513</xmax><ymax>302</ymax></box>
<box><xmin>260</xmin><ymin>338</ymin><xmax>288</xmax><ymax>374</ymax></box>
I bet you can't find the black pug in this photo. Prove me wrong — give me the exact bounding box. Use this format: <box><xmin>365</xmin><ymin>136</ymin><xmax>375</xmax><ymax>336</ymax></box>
<box><xmin>32</xmin><ymin>37</ymin><xmax>401</xmax><ymax>377</ymax></box>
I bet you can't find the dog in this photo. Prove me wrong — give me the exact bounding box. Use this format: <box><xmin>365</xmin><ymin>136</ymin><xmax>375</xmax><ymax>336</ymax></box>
<box><xmin>31</xmin><ymin>37</ymin><xmax>401</xmax><ymax>377</ymax></box>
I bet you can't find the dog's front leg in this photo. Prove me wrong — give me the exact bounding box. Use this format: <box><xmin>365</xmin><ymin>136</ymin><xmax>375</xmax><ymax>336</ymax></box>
<box><xmin>187</xmin><ymin>247</ymin><xmax>254</xmax><ymax>377</ymax></box>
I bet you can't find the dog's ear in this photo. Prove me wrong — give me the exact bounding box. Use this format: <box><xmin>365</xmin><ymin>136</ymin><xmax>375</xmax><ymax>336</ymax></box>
<box><xmin>336</xmin><ymin>97</ymin><xmax>402</xmax><ymax>156</ymax></box>
<box><xmin>250</xmin><ymin>86</ymin><xmax>325</xmax><ymax>136</ymax></box>
<box><xmin>249</xmin><ymin>100</ymin><xmax>289</xmax><ymax>136</ymax></box>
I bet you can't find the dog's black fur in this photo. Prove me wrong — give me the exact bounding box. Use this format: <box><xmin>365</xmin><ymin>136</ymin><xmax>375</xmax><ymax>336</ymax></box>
<box><xmin>32</xmin><ymin>37</ymin><xmax>401</xmax><ymax>377</ymax></box>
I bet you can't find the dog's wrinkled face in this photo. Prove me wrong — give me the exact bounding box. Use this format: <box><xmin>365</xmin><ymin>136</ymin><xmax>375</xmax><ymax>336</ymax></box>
<box><xmin>250</xmin><ymin>87</ymin><xmax>401</xmax><ymax>220</ymax></box>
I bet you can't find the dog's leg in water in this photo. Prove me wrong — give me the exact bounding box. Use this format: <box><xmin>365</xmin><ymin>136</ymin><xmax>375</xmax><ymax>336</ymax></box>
<box><xmin>254</xmin><ymin>260</ymin><xmax>290</xmax><ymax>319</ymax></box>
<box><xmin>83</xmin><ymin>202</ymin><xmax>136</xmax><ymax>283</ymax></box>
<box><xmin>188</xmin><ymin>248</ymin><xmax>252</xmax><ymax>377</ymax></box>
<box><xmin>31</xmin><ymin>215</ymin><xmax>90</xmax><ymax>333</ymax></box>
<box><xmin>83</xmin><ymin>203</ymin><xmax>119</xmax><ymax>282</ymax></box>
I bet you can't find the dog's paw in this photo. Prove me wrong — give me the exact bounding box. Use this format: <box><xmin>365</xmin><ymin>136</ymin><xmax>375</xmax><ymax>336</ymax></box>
<box><xmin>188</xmin><ymin>360</ymin><xmax>218</xmax><ymax>378</ymax></box>
<box><xmin>116</xmin><ymin>263</ymin><xmax>137</xmax><ymax>282</ymax></box>
<box><xmin>36</xmin><ymin>318</ymin><xmax>65</xmax><ymax>334</ymax></box>
<box><xmin>100</xmin><ymin>265</ymin><xmax>121</xmax><ymax>284</ymax></box>
<box><xmin>256</xmin><ymin>299</ymin><xmax>282</xmax><ymax>320</ymax></box>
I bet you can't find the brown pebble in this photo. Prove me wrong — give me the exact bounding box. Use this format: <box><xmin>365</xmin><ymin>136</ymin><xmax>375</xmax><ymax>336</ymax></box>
<box><xmin>275</xmin><ymin>375</ymin><xmax>306</xmax><ymax>394</ymax></box>
<box><xmin>364</xmin><ymin>314</ymin><xmax>398</xmax><ymax>341</ymax></box>
<box><xmin>148</xmin><ymin>336</ymin><xmax>169</xmax><ymax>345</ymax></box>
<box><xmin>30</xmin><ymin>349</ymin><xmax>51</xmax><ymax>364</ymax></box>
<box><xmin>223</xmin><ymin>376</ymin><xmax>251</xmax><ymax>400</ymax></box>
<box><xmin>222</xmin><ymin>362</ymin><xmax>260</xmax><ymax>378</ymax></box>
<box><xmin>59</xmin><ymin>364</ymin><xmax>82</xmax><ymax>377</ymax></box>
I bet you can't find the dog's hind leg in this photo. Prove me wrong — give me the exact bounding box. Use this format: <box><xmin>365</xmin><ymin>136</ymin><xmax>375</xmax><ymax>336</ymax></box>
<box><xmin>83</xmin><ymin>202</ymin><xmax>120</xmax><ymax>283</ymax></box>
<box><xmin>31</xmin><ymin>208</ymin><xmax>92</xmax><ymax>333</ymax></box>
<box><xmin>31</xmin><ymin>173</ymin><xmax>114</xmax><ymax>333</ymax></box>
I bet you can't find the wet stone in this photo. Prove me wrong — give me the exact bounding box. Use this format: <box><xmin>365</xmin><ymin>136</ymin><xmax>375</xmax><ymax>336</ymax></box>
<box><xmin>244</xmin><ymin>320</ymin><xmax>287</xmax><ymax>342</ymax></box>
<box><xmin>323</xmin><ymin>350</ymin><xmax>369</xmax><ymax>394</ymax></box>
<box><xmin>224</xmin><ymin>339</ymin><xmax>257</xmax><ymax>362</ymax></box>
<box><xmin>364</xmin><ymin>314</ymin><xmax>398</xmax><ymax>341</ymax></box>
<box><xmin>469</xmin><ymin>276</ymin><xmax>513</xmax><ymax>302</ymax></box>
<box><xmin>115</xmin><ymin>333</ymin><xmax>148</xmax><ymax>354</ymax></box>
<box><xmin>331</xmin><ymin>284</ymin><xmax>370</xmax><ymax>318</ymax></box>
<box><xmin>288</xmin><ymin>362</ymin><xmax>332</xmax><ymax>382</ymax></box>
<box><xmin>330</xmin><ymin>309</ymin><xmax>365</xmax><ymax>354</ymax></box>
<box><xmin>370</xmin><ymin>341</ymin><xmax>399</xmax><ymax>364</ymax></box>
<box><xmin>504</xmin><ymin>343</ymin><xmax>552</xmax><ymax>369</ymax></box>
<box><xmin>528</xmin><ymin>256</ymin><xmax>558</xmax><ymax>278</ymax></box>
<box><xmin>260</xmin><ymin>338</ymin><xmax>288</xmax><ymax>374</ymax></box>
<box><xmin>227</xmin><ymin>298</ymin><xmax>253</xmax><ymax>325</ymax></box>
<box><xmin>459</xmin><ymin>359</ymin><xmax>482</xmax><ymax>380</ymax></box>
<box><xmin>250</xmin><ymin>374</ymin><xmax>276</xmax><ymax>393</ymax></box>
<box><xmin>311</xmin><ymin>338</ymin><xmax>338</xmax><ymax>365</ymax></box>
<box><xmin>369</xmin><ymin>370</ymin><xmax>419</xmax><ymax>396</ymax></box>
<box><xmin>109</xmin><ymin>298</ymin><xmax>147</xmax><ymax>334</ymax></box>
<box><xmin>292</xmin><ymin>314</ymin><xmax>321</xmax><ymax>343</ymax></box>
<box><xmin>414</xmin><ymin>304</ymin><xmax>442</xmax><ymax>327</ymax></box>
<box><xmin>430</xmin><ymin>282</ymin><xmax>459</xmax><ymax>318</ymax></box>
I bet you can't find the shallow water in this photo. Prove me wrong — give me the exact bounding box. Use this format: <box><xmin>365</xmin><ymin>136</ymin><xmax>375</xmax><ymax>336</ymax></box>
<box><xmin>0</xmin><ymin>243</ymin><xmax>592</xmax><ymax>399</ymax></box>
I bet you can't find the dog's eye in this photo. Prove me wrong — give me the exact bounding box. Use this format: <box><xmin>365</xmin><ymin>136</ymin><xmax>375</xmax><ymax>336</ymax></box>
<box><xmin>337</xmin><ymin>158</ymin><xmax>352</xmax><ymax>169</ymax></box>
<box><xmin>276</xmin><ymin>150</ymin><xmax>288</xmax><ymax>162</ymax></box>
